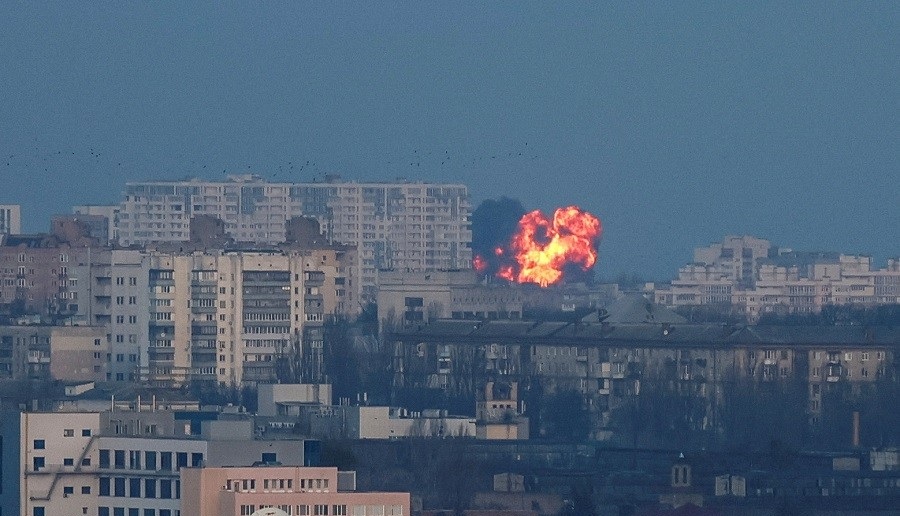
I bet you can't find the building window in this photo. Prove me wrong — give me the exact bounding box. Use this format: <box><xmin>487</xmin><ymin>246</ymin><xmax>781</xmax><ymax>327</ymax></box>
<box><xmin>160</xmin><ymin>479</ymin><xmax>172</xmax><ymax>499</ymax></box>
<box><xmin>64</xmin><ymin>429</ymin><xmax>75</xmax><ymax>437</ymax></box>
<box><xmin>33</xmin><ymin>439</ymin><xmax>45</xmax><ymax>450</ymax></box>
<box><xmin>64</xmin><ymin>458</ymin><xmax>75</xmax><ymax>466</ymax></box>
<box><xmin>160</xmin><ymin>452</ymin><xmax>172</xmax><ymax>471</ymax></box>
<box><xmin>33</xmin><ymin>508</ymin><xmax>46</xmax><ymax>516</ymax></box>
<box><xmin>144</xmin><ymin>478</ymin><xmax>157</xmax><ymax>498</ymax></box>
<box><xmin>145</xmin><ymin>451</ymin><xmax>157</xmax><ymax>470</ymax></box>
<box><xmin>64</xmin><ymin>486</ymin><xmax>74</xmax><ymax>495</ymax></box>
<box><xmin>33</xmin><ymin>457</ymin><xmax>45</xmax><ymax>471</ymax></box>
<box><xmin>114</xmin><ymin>450</ymin><xmax>125</xmax><ymax>469</ymax></box>
<box><xmin>82</xmin><ymin>429</ymin><xmax>92</xmax><ymax>437</ymax></box>
<box><xmin>82</xmin><ymin>486</ymin><xmax>91</xmax><ymax>494</ymax></box>
<box><xmin>129</xmin><ymin>478</ymin><xmax>141</xmax><ymax>497</ymax></box>
<box><xmin>114</xmin><ymin>477</ymin><xmax>126</xmax><ymax>497</ymax></box>
<box><xmin>99</xmin><ymin>477</ymin><xmax>110</xmax><ymax>496</ymax></box>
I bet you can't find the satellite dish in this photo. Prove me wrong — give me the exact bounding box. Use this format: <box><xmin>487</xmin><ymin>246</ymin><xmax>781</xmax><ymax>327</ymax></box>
<box><xmin>250</xmin><ymin>508</ymin><xmax>289</xmax><ymax>516</ymax></box>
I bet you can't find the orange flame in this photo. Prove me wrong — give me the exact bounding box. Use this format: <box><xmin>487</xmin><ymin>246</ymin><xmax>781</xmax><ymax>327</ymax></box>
<box><xmin>474</xmin><ymin>205</ymin><xmax>601</xmax><ymax>287</ymax></box>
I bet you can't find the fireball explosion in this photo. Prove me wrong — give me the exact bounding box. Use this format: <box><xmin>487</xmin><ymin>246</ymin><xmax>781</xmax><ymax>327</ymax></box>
<box><xmin>474</xmin><ymin>205</ymin><xmax>602</xmax><ymax>287</ymax></box>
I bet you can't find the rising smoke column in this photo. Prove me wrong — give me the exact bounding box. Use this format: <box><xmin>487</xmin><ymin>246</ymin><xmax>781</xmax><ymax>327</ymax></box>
<box><xmin>471</xmin><ymin>197</ymin><xmax>527</xmax><ymax>277</ymax></box>
<box><xmin>473</xmin><ymin>204</ymin><xmax>602</xmax><ymax>287</ymax></box>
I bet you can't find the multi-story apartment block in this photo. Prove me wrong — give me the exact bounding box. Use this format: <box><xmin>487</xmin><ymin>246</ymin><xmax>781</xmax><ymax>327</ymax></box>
<box><xmin>376</xmin><ymin>269</ymin><xmax>524</xmax><ymax>330</ymax></box>
<box><xmin>69</xmin><ymin>249</ymin><xmax>151</xmax><ymax>382</ymax></box>
<box><xmin>0</xmin><ymin>325</ymin><xmax>108</xmax><ymax>382</ymax></box>
<box><xmin>73</xmin><ymin>205</ymin><xmax>121</xmax><ymax>245</ymax></box>
<box><xmin>181</xmin><ymin>465</ymin><xmax>411</xmax><ymax>516</ymax></box>
<box><xmin>0</xmin><ymin>234</ymin><xmax>89</xmax><ymax>318</ymax></box>
<box><xmin>388</xmin><ymin>320</ymin><xmax>899</xmax><ymax>439</ymax></box>
<box><xmin>141</xmin><ymin>247</ymin><xmax>356</xmax><ymax>387</ymax></box>
<box><xmin>116</xmin><ymin>175</ymin><xmax>472</xmax><ymax>299</ymax></box>
<box><xmin>1</xmin><ymin>408</ymin><xmax>315</xmax><ymax>516</ymax></box>
<box><xmin>653</xmin><ymin>236</ymin><xmax>900</xmax><ymax>320</ymax></box>
<box><xmin>0</xmin><ymin>204</ymin><xmax>21</xmax><ymax>237</ymax></box>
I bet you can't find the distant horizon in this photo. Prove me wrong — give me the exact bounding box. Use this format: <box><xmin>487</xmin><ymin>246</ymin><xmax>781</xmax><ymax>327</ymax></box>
<box><xmin>5</xmin><ymin>169</ymin><xmax>897</xmax><ymax>283</ymax></box>
<box><xmin>2</xmin><ymin>3</ymin><xmax>896</xmax><ymax>278</ymax></box>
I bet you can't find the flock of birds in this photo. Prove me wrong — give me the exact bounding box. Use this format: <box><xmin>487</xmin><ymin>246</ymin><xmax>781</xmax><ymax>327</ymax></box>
<box><xmin>3</xmin><ymin>140</ymin><xmax>541</xmax><ymax>181</ymax></box>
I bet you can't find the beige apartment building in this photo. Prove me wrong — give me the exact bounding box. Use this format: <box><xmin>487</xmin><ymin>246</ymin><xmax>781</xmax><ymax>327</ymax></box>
<box><xmin>376</xmin><ymin>269</ymin><xmax>524</xmax><ymax>330</ymax></box>
<box><xmin>0</xmin><ymin>325</ymin><xmax>108</xmax><ymax>382</ymax></box>
<box><xmin>653</xmin><ymin>236</ymin><xmax>900</xmax><ymax>320</ymax></box>
<box><xmin>181</xmin><ymin>465</ymin><xmax>410</xmax><ymax>516</ymax></box>
<box><xmin>141</xmin><ymin>247</ymin><xmax>356</xmax><ymax>387</ymax></box>
<box><xmin>116</xmin><ymin>175</ymin><xmax>472</xmax><ymax>299</ymax></box>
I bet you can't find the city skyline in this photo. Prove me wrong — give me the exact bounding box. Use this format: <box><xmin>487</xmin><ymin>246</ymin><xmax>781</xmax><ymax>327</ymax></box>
<box><xmin>1</xmin><ymin>3</ymin><xmax>897</xmax><ymax>278</ymax></box>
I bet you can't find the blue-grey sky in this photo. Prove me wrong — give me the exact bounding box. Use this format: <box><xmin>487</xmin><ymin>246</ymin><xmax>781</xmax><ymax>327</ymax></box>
<box><xmin>0</xmin><ymin>2</ymin><xmax>897</xmax><ymax>279</ymax></box>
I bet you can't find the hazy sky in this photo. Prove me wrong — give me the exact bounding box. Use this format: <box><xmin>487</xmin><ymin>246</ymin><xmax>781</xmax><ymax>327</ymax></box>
<box><xmin>0</xmin><ymin>2</ymin><xmax>897</xmax><ymax>278</ymax></box>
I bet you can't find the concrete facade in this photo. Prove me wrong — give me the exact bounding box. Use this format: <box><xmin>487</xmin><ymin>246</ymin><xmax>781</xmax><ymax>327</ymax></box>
<box><xmin>377</xmin><ymin>269</ymin><xmax>523</xmax><ymax>330</ymax></box>
<box><xmin>140</xmin><ymin>248</ymin><xmax>355</xmax><ymax>387</ymax></box>
<box><xmin>181</xmin><ymin>465</ymin><xmax>410</xmax><ymax>516</ymax></box>
<box><xmin>653</xmin><ymin>236</ymin><xmax>900</xmax><ymax>320</ymax></box>
<box><xmin>116</xmin><ymin>175</ymin><xmax>473</xmax><ymax>299</ymax></box>
<box><xmin>0</xmin><ymin>325</ymin><xmax>108</xmax><ymax>382</ymax></box>
<box><xmin>0</xmin><ymin>205</ymin><xmax>21</xmax><ymax>237</ymax></box>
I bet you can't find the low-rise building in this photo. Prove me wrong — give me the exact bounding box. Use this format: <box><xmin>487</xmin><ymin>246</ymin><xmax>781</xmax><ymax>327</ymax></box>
<box><xmin>181</xmin><ymin>465</ymin><xmax>411</xmax><ymax>516</ymax></box>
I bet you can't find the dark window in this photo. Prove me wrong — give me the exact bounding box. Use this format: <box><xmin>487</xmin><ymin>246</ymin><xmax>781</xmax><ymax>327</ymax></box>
<box><xmin>145</xmin><ymin>451</ymin><xmax>157</xmax><ymax>470</ymax></box>
<box><xmin>114</xmin><ymin>509</ymin><xmax>124</xmax><ymax>516</ymax></box>
<box><xmin>261</xmin><ymin>452</ymin><xmax>276</xmax><ymax>463</ymax></box>
<box><xmin>191</xmin><ymin>453</ymin><xmax>203</xmax><ymax>467</ymax></box>
<box><xmin>99</xmin><ymin>449</ymin><xmax>110</xmax><ymax>468</ymax></box>
<box><xmin>176</xmin><ymin>452</ymin><xmax>187</xmax><ymax>469</ymax></box>
<box><xmin>159</xmin><ymin>511</ymin><xmax>170</xmax><ymax>516</ymax></box>
<box><xmin>82</xmin><ymin>486</ymin><xmax>91</xmax><ymax>495</ymax></box>
<box><xmin>160</xmin><ymin>452</ymin><xmax>172</xmax><ymax>471</ymax></box>
<box><xmin>113</xmin><ymin>450</ymin><xmax>125</xmax><ymax>469</ymax></box>
<box><xmin>99</xmin><ymin>477</ymin><xmax>110</xmax><ymax>496</ymax></box>
<box><xmin>63</xmin><ymin>486</ymin><xmax>74</xmax><ymax>495</ymax></box>
<box><xmin>33</xmin><ymin>508</ymin><xmax>45</xmax><ymax>516</ymax></box>
<box><xmin>82</xmin><ymin>429</ymin><xmax>92</xmax><ymax>437</ymax></box>
<box><xmin>143</xmin><ymin>511</ymin><xmax>155</xmax><ymax>516</ymax></box>
<box><xmin>33</xmin><ymin>457</ymin><xmax>45</xmax><ymax>471</ymax></box>
<box><xmin>144</xmin><ymin>479</ymin><xmax>156</xmax><ymax>498</ymax></box>
<box><xmin>64</xmin><ymin>458</ymin><xmax>74</xmax><ymax>466</ymax></box>
<box><xmin>33</xmin><ymin>440</ymin><xmax>45</xmax><ymax>450</ymax></box>
<box><xmin>99</xmin><ymin>508</ymin><xmax>109</xmax><ymax>516</ymax></box>
<box><xmin>129</xmin><ymin>478</ymin><xmax>141</xmax><ymax>497</ymax></box>
<box><xmin>114</xmin><ymin>477</ymin><xmax>125</xmax><ymax>497</ymax></box>
<box><xmin>129</xmin><ymin>510</ymin><xmax>139</xmax><ymax>516</ymax></box>
<box><xmin>160</xmin><ymin>479</ymin><xmax>172</xmax><ymax>499</ymax></box>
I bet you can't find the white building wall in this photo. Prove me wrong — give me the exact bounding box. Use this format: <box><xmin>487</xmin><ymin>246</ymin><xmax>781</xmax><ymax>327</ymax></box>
<box><xmin>21</xmin><ymin>412</ymin><xmax>102</xmax><ymax>516</ymax></box>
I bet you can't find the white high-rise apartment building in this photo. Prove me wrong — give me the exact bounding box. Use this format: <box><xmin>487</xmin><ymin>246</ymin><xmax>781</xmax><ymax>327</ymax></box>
<box><xmin>116</xmin><ymin>175</ymin><xmax>473</xmax><ymax>299</ymax></box>
<box><xmin>0</xmin><ymin>204</ymin><xmax>21</xmax><ymax>236</ymax></box>
<box><xmin>653</xmin><ymin>235</ymin><xmax>900</xmax><ymax>320</ymax></box>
